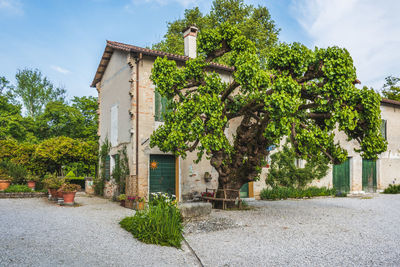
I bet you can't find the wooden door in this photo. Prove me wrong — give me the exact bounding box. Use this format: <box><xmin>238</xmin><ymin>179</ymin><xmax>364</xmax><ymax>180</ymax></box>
<box><xmin>333</xmin><ymin>159</ymin><xmax>350</xmax><ymax>193</ymax></box>
<box><xmin>149</xmin><ymin>155</ymin><xmax>176</xmax><ymax>196</ymax></box>
<box><xmin>362</xmin><ymin>159</ymin><xmax>377</xmax><ymax>193</ymax></box>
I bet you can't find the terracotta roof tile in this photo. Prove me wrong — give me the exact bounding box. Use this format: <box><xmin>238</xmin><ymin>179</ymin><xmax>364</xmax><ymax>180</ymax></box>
<box><xmin>91</xmin><ymin>40</ymin><xmax>234</xmax><ymax>87</ymax></box>
<box><xmin>381</xmin><ymin>98</ymin><xmax>400</xmax><ymax>107</ymax></box>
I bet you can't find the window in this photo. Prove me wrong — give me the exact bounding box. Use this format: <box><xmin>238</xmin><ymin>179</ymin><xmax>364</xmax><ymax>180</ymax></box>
<box><xmin>381</xmin><ymin>119</ymin><xmax>387</xmax><ymax>140</ymax></box>
<box><xmin>105</xmin><ymin>155</ymin><xmax>111</xmax><ymax>180</ymax></box>
<box><xmin>155</xmin><ymin>91</ymin><xmax>168</xmax><ymax>122</ymax></box>
<box><xmin>110</xmin><ymin>104</ymin><xmax>118</xmax><ymax>146</ymax></box>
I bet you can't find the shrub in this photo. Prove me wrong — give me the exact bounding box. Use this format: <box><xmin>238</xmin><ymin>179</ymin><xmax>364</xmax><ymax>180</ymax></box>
<box><xmin>4</xmin><ymin>185</ymin><xmax>33</xmax><ymax>193</ymax></box>
<box><xmin>260</xmin><ymin>186</ymin><xmax>337</xmax><ymax>200</ymax></box>
<box><xmin>60</xmin><ymin>183</ymin><xmax>81</xmax><ymax>192</ymax></box>
<box><xmin>266</xmin><ymin>145</ymin><xmax>329</xmax><ymax>188</ymax></box>
<box><xmin>42</xmin><ymin>173</ymin><xmax>64</xmax><ymax>189</ymax></box>
<box><xmin>383</xmin><ymin>184</ymin><xmax>400</xmax><ymax>194</ymax></box>
<box><xmin>0</xmin><ymin>161</ymin><xmax>27</xmax><ymax>184</ymax></box>
<box><xmin>120</xmin><ymin>193</ymin><xmax>183</xmax><ymax>248</ymax></box>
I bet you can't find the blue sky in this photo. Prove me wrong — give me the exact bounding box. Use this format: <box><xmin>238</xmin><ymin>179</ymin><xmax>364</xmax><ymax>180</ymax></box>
<box><xmin>0</xmin><ymin>0</ymin><xmax>399</xmax><ymax>98</ymax></box>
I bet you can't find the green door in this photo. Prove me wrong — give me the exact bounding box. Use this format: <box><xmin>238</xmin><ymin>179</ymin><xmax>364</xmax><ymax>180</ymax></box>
<box><xmin>362</xmin><ymin>159</ymin><xmax>377</xmax><ymax>193</ymax></box>
<box><xmin>149</xmin><ymin>155</ymin><xmax>176</xmax><ymax>196</ymax></box>
<box><xmin>240</xmin><ymin>183</ymin><xmax>249</xmax><ymax>198</ymax></box>
<box><xmin>333</xmin><ymin>159</ymin><xmax>350</xmax><ymax>193</ymax></box>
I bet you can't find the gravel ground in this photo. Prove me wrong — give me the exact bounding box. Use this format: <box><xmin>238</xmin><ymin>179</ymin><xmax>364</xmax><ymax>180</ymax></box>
<box><xmin>1</xmin><ymin>194</ymin><xmax>399</xmax><ymax>267</ymax></box>
<box><xmin>185</xmin><ymin>194</ymin><xmax>400</xmax><ymax>266</ymax></box>
<box><xmin>0</xmin><ymin>195</ymin><xmax>199</xmax><ymax>267</ymax></box>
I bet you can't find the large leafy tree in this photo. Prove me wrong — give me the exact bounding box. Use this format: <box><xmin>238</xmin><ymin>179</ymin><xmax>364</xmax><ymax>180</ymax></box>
<box><xmin>152</xmin><ymin>0</ymin><xmax>279</xmax><ymax>65</ymax></box>
<box><xmin>150</xmin><ymin>23</ymin><xmax>387</xmax><ymax>193</ymax></box>
<box><xmin>381</xmin><ymin>75</ymin><xmax>400</xmax><ymax>101</ymax></box>
<box><xmin>71</xmin><ymin>96</ymin><xmax>99</xmax><ymax>141</ymax></box>
<box><xmin>12</xmin><ymin>68</ymin><xmax>66</xmax><ymax>118</ymax></box>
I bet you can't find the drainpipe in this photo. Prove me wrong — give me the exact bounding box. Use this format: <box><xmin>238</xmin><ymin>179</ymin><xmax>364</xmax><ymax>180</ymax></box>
<box><xmin>135</xmin><ymin>53</ymin><xmax>143</xmax><ymax>194</ymax></box>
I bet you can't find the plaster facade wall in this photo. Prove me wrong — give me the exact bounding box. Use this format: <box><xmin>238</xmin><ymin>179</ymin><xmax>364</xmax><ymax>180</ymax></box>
<box><xmin>98</xmin><ymin>50</ymin><xmax>134</xmax><ymax>198</ymax></box>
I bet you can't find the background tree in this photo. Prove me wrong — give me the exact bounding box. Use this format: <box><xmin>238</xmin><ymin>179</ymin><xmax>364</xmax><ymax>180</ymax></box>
<box><xmin>12</xmin><ymin>68</ymin><xmax>66</xmax><ymax>118</ymax></box>
<box><xmin>266</xmin><ymin>144</ymin><xmax>329</xmax><ymax>189</ymax></box>
<box><xmin>71</xmin><ymin>96</ymin><xmax>99</xmax><ymax>141</ymax></box>
<box><xmin>0</xmin><ymin>94</ymin><xmax>28</xmax><ymax>141</ymax></box>
<box><xmin>150</xmin><ymin>23</ymin><xmax>387</xmax><ymax>195</ymax></box>
<box><xmin>381</xmin><ymin>75</ymin><xmax>400</xmax><ymax>101</ymax></box>
<box><xmin>152</xmin><ymin>0</ymin><xmax>279</xmax><ymax>65</ymax></box>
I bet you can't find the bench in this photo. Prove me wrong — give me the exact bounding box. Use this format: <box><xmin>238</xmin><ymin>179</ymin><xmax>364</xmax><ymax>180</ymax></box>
<box><xmin>201</xmin><ymin>188</ymin><xmax>242</xmax><ymax>210</ymax></box>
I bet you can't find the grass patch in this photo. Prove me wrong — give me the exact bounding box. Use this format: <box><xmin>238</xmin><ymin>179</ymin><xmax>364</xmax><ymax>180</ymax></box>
<box><xmin>260</xmin><ymin>186</ymin><xmax>337</xmax><ymax>200</ymax></box>
<box><xmin>383</xmin><ymin>184</ymin><xmax>400</xmax><ymax>194</ymax></box>
<box><xmin>120</xmin><ymin>193</ymin><xmax>183</xmax><ymax>248</ymax></box>
<box><xmin>4</xmin><ymin>185</ymin><xmax>33</xmax><ymax>193</ymax></box>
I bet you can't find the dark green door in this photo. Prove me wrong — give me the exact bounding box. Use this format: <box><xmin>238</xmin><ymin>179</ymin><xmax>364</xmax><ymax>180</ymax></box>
<box><xmin>333</xmin><ymin>159</ymin><xmax>350</xmax><ymax>193</ymax></box>
<box><xmin>149</xmin><ymin>155</ymin><xmax>175</xmax><ymax>196</ymax></box>
<box><xmin>362</xmin><ymin>159</ymin><xmax>377</xmax><ymax>193</ymax></box>
<box><xmin>240</xmin><ymin>183</ymin><xmax>249</xmax><ymax>198</ymax></box>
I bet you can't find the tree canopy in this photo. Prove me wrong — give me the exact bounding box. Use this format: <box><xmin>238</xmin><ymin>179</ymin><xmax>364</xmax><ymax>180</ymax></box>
<box><xmin>152</xmin><ymin>0</ymin><xmax>279</xmax><ymax>65</ymax></box>
<box><xmin>381</xmin><ymin>75</ymin><xmax>400</xmax><ymax>101</ymax></box>
<box><xmin>150</xmin><ymin>23</ymin><xmax>387</xmax><ymax>191</ymax></box>
<box><xmin>12</xmin><ymin>68</ymin><xmax>66</xmax><ymax>118</ymax></box>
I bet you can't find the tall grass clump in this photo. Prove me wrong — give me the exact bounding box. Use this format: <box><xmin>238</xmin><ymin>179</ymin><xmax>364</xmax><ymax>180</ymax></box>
<box><xmin>383</xmin><ymin>184</ymin><xmax>400</xmax><ymax>194</ymax></box>
<box><xmin>120</xmin><ymin>193</ymin><xmax>183</xmax><ymax>248</ymax></box>
<box><xmin>260</xmin><ymin>186</ymin><xmax>336</xmax><ymax>200</ymax></box>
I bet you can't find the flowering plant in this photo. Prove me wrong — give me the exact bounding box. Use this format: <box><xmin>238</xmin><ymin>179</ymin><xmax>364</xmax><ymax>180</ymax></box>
<box><xmin>127</xmin><ymin>196</ymin><xmax>144</xmax><ymax>202</ymax></box>
<box><xmin>201</xmin><ymin>191</ymin><xmax>215</xmax><ymax>197</ymax></box>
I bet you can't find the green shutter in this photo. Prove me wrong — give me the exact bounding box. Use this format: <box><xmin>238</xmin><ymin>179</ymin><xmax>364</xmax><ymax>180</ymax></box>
<box><xmin>105</xmin><ymin>155</ymin><xmax>111</xmax><ymax>181</ymax></box>
<box><xmin>381</xmin><ymin>119</ymin><xmax>387</xmax><ymax>140</ymax></box>
<box><xmin>333</xmin><ymin>158</ymin><xmax>350</xmax><ymax>193</ymax></box>
<box><xmin>362</xmin><ymin>159</ymin><xmax>377</xmax><ymax>192</ymax></box>
<box><xmin>155</xmin><ymin>91</ymin><xmax>161</xmax><ymax>121</ymax></box>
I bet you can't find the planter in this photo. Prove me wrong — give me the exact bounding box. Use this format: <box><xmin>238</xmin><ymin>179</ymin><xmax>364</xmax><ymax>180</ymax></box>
<box><xmin>62</xmin><ymin>191</ymin><xmax>77</xmax><ymax>204</ymax></box>
<box><xmin>56</xmin><ymin>189</ymin><xmax>63</xmax><ymax>199</ymax></box>
<box><xmin>0</xmin><ymin>180</ymin><xmax>11</xmax><ymax>191</ymax></box>
<box><xmin>137</xmin><ymin>202</ymin><xmax>145</xmax><ymax>210</ymax></box>
<box><xmin>120</xmin><ymin>200</ymin><xmax>126</xmax><ymax>207</ymax></box>
<box><xmin>48</xmin><ymin>188</ymin><xmax>58</xmax><ymax>200</ymax></box>
<box><xmin>27</xmin><ymin>181</ymin><xmax>36</xmax><ymax>189</ymax></box>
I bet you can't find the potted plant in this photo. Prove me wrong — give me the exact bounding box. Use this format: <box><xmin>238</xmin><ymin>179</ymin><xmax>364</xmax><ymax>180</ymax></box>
<box><xmin>204</xmin><ymin>172</ymin><xmax>212</xmax><ymax>183</ymax></box>
<box><xmin>0</xmin><ymin>170</ymin><xmax>12</xmax><ymax>191</ymax></box>
<box><xmin>26</xmin><ymin>173</ymin><xmax>40</xmax><ymax>190</ymax></box>
<box><xmin>137</xmin><ymin>197</ymin><xmax>145</xmax><ymax>210</ymax></box>
<box><xmin>60</xmin><ymin>183</ymin><xmax>81</xmax><ymax>205</ymax></box>
<box><xmin>118</xmin><ymin>194</ymin><xmax>127</xmax><ymax>207</ymax></box>
<box><xmin>43</xmin><ymin>174</ymin><xmax>64</xmax><ymax>200</ymax></box>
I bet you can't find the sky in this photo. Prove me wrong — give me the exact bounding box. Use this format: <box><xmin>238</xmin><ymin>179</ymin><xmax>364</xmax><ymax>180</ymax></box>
<box><xmin>0</xmin><ymin>0</ymin><xmax>399</xmax><ymax>99</ymax></box>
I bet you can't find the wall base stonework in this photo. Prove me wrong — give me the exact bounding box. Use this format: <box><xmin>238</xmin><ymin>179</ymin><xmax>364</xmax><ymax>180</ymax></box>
<box><xmin>0</xmin><ymin>192</ymin><xmax>47</xmax><ymax>198</ymax></box>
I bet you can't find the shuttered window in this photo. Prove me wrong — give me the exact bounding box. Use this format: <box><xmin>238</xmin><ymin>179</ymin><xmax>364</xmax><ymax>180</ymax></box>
<box><xmin>381</xmin><ymin>119</ymin><xmax>387</xmax><ymax>140</ymax></box>
<box><xmin>155</xmin><ymin>91</ymin><xmax>168</xmax><ymax>122</ymax></box>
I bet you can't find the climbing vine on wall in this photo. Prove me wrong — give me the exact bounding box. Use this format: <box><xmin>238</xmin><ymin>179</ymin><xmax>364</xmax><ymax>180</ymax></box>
<box><xmin>95</xmin><ymin>138</ymin><xmax>110</xmax><ymax>196</ymax></box>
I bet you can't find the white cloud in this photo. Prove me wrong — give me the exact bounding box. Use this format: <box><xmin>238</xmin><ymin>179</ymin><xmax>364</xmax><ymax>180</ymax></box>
<box><xmin>291</xmin><ymin>0</ymin><xmax>400</xmax><ymax>90</ymax></box>
<box><xmin>0</xmin><ymin>0</ymin><xmax>23</xmax><ymax>15</ymax></box>
<box><xmin>51</xmin><ymin>65</ymin><xmax>71</xmax><ymax>75</ymax></box>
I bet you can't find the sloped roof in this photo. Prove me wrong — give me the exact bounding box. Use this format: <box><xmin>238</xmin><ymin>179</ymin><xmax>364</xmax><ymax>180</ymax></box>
<box><xmin>90</xmin><ymin>40</ymin><xmax>234</xmax><ymax>87</ymax></box>
<box><xmin>381</xmin><ymin>98</ymin><xmax>400</xmax><ymax>107</ymax></box>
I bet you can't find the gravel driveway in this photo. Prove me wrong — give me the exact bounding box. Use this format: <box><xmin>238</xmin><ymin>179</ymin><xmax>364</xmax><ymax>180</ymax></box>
<box><xmin>1</xmin><ymin>194</ymin><xmax>399</xmax><ymax>266</ymax></box>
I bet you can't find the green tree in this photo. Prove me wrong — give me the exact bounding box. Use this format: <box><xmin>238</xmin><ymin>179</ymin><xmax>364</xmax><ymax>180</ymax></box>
<box><xmin>12</xmin><ymin>68</ymin><xmax>66</xmax><ymax>118</ymax></box>
<box><xmin>381</xmin><ymin>75</ymin><xmax>400</xmax><ymax>101</ymax></box>
<box><xmin>266</xmin><ymin>145</ymin><xmax>329</xmax><ymax>189</ymax></box>
<box><xmin>152</xmin><ymin>0</ymin><xmax>279</xmax><ymax>65</ymax></box>
<box><xmin>150</xmin><ymin>23</ymin><xmax>387</xmax><ymax>194</ymax></box>
<box><xmin>34</xmin><ymin>136</ymin><xmax>97</xmax><ymax>175</ymax></box>
<box><xmin>0</xmin><ymin>95</ymin><xmax>28</xmax><ymax>141</ymax></box>
<box><xmin>36</xmin><ymin>101</ymin><xmax>85</xmax><ymax>140</ymax></box>
<box><xmin>71</xmin><ymin>96</ymin><xmax>99</xmax><ymax>141</ymax></box>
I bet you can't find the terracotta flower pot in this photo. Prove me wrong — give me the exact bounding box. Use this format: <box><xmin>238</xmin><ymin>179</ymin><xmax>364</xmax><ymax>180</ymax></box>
<box><xmin>56</xmin><ymin>189</ymin><xmax>63</xmax><ymax>199</ymax></box>
<box><xmin>62</xmin><ymin>191</ymin><xmax>76</xmax><ymax>204</ymax></box>
<box><xmin>120</xmin><ymin>200</ymin><xmax>126</xmax><ymax>207</ymax></box>
<box><xmin>0</xmin><ymin>180</ymin><xmax>11</xmax><ymax>191</ymax></box>
<box><xmin>137</xmin><ymin>202</ymin><xmax>145</xmax><ymax>210</ymax></box>
<box><xmin>27</xmin><ymin>181</ymin><xmax>36</xmax><ymax>189</ymax></box>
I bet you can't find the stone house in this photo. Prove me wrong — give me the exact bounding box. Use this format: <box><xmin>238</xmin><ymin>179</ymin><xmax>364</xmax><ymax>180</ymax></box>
<box><xmin>91</xmin><ymin>26</ymin><xmax>400</xmax><ymax>200</ymax></box>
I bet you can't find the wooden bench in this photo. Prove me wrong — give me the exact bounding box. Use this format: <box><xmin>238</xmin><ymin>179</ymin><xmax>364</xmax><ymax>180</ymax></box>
<box><xmin>201</xmin><ymin>188</ymin><xmax>242</xmax><ymax>210</ymax></box>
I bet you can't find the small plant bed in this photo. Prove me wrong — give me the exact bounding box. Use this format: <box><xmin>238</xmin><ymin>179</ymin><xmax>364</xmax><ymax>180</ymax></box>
<box><xmin>0</xmin><ymin>185</ymin><xmax>47</xmax><ymax>198</ymax></box>
<box><xmin>382</xmin><ymin>184</ymin><xmax>400</xmax><ymax>194</ymax></box>
<box><xmin>120</xmin><ymin>193</ymin><xmax>183</xmax><ymax>248</ymax></box>
<box><xmin>260</xmin><ymin>186</ymin><xmax>338</xmax><ymax>200</ymax></box>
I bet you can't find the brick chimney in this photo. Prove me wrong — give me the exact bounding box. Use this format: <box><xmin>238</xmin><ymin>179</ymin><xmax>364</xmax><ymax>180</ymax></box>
<box><xmin>183</xmin><ymin>25</ymin><xmax>198</xmax><ymax>58</ymax></box>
